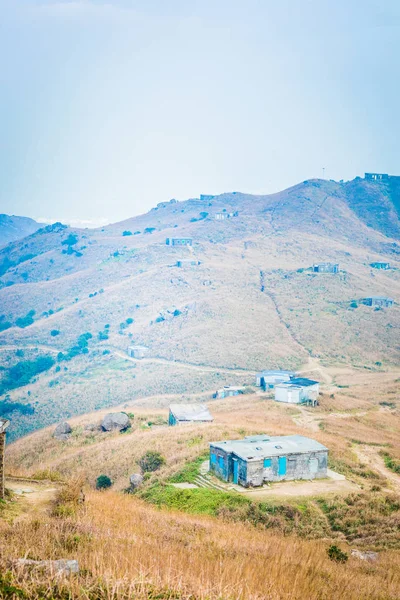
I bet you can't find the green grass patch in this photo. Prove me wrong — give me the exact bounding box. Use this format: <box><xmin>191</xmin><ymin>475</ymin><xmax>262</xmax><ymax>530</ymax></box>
<box><xmin>139</xmin><ymin>482</ymin><xmax>250</xmax><ymax>516</ymax></box>
<box><xmin>381</xmin><ymin>451</ymin><xmax>400</xmax><ymax>474</ymax></box>
<box><xmin>168</xmin><ymin>453</ymin><xmax>208</xmax><ymax>484</ymax></box>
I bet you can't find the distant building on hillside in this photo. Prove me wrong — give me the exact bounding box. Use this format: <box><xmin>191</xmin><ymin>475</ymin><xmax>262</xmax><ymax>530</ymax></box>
<box><xmin>166</xmin><ymin>237</ymin><xmax>193</xmax><ymax>247</ymax></box>
<box><xmin>255</xmin><ymin>370</ymin><xmax>296</xmax><ymax>390</ymax></box>
<box><xmin>275</xmin><ymin>377</ymin><xmax>320</xmax><ymax>406</ymax></box>
<box><xmin>169</xmin><ymin>404</ymin><xmax>213</xmax><ymax>426</ymax></box>
<box><xmin>176</xmin><ymin>259</ymin><xmax>201</xmax><ymax>268</ymax></box>
<box><xmin>0</xmin><ymin>419</ymin><xmax>10</xmax><ymax>500</ymax></box>
<box><xmin>209</xmin><ymin>434</ymin><xmax>328</xmax><ymax>486</ymax></box>
<box><xmin>361</xmin><ymin>297</ymin><xmax>394</xmax><ymax>308</ymax></box>
<box><xmin>365</xmin><ymin>173</ymin><xmax>389</xmax><ymax>181</ymax></box>
<box><xmin>213</xmin><ymin>386</ymin><xmax>243</xmax><ymax>399</ymax></box>
<box><xmin>370</xmin><ymin>262</ymin><xmax>390</xmax><ymax>270</ymax></box>
<box><xmin>214</xmin><ymin>211</ymin><xmax>239</xmax><ymax>220</ymax></box>
<box><xmin>128</xmin><ymin>345</ymin><xmax>149</xmax><ymax>359</ymax></box>
<box><xmin>313</xmin><ymin>263</ymin><xmax>339</xmax><ymax>274</ymax></box>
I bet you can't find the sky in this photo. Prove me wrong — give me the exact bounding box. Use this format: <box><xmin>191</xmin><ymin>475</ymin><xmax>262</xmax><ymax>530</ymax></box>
<box><xmin>1</xmin><ymin>0</ymin><xmax>400</xmax><ymax>226</ymax></box>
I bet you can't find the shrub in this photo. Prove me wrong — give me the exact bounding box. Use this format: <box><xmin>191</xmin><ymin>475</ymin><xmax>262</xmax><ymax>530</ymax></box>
<box><xmin>327</xmin><ymin>545</ymin><xmax>348</xmax><ymax>563</ymax></box>
<box><xmin>50</xmin><ymin>329</ymin><xmax>60</xmax><ymax>337</ymax></box>
<box><xmin>61</xmin><ymin>233</ymin><xmax>78</xmax><ymax>246</ymax></box>
<box><xmin>126</xmin><ymin>317</ymin><xmax>134</xmax><ymax>325</ymax></box>
<box><xmin>0</xmin><ymin>320</ymin><xmax>12</xmax><ymax>332</ymax></box>
<box><xmin>138</xmin><ymin>451</ymin><xmax>165</xmax><ymax>473</ymax></box>
<box><xmin>144</xmin><ymin>227</ymin><xmax>156</xmax><ymax>234</ymax></box>
<box><xmin>15</xmin><ymin>310</ymin><xmax>35</xmax><ymax>328</ymax></box>
<box><xmin>0</xmin><ymin>356</ymin><xmax>55</xmax><ymax>396</ymax></box>
<box><xmin>15</xmin><ymin>349</ymin><xmax>24</xmax><ymax>358</ymax></box>
<box><xmin>350</xmin><ymin>301</ymin><xmax>358</xmax><ymax>309</ymax></box>
<box><xmin>173</xmin><ymin>309</ymin><xmax>182</xmax><ymax>317</ymax></box>
<box><xmin>98</xmin><ymin>331</ymin><xmax>109</xmax><ymax>341</ymax></box>
<box><xmin>96</xmin><ymin>475</ymin><xmax>112</xmax><ymax>490</ymax></box>
<box><xmin>122</xmin><ymin>230</ymin><xmax>132</xmax><ymax>236</ymax></box>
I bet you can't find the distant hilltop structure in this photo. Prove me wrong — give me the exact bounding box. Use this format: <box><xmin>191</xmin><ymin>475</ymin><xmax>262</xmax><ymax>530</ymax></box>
<box><xmin>365</xmin><ymin>173</ymin><xmax>400</xmax><ymax>181</ymax></box>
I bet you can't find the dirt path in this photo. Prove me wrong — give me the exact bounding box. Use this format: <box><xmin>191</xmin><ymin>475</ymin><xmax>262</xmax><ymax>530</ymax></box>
<box><xmin>353</xmin><ymin>445</ymin><xmax>400</xmax><ymax>493</ymax></box>
<box><xmin>298</xmin><ymin>356</ymin><xmax>333</xmax><ymax>384</ymax></box>
<box><xmin>114</xmin><ymin>350</ymin><xmax>256</xmax><ymax>377</ymax></box>
<box><xmin>5</xmin><ymin>478</ymin><xmax>60</xmax><ymax>521</ymax></box>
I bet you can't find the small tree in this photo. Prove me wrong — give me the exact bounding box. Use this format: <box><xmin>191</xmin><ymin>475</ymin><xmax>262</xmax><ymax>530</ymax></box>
<box><xmin>327</xmin><ymin>545</ymin><xmax>348</xmax><ymax>563</ymax></box>
<box><xmin>51</xmin><ymin>329</ymin><xmax>60</xmax><ymax>337</ymax></box>
<box><xmin>96</xmin><ymin>475</ymin><xmax>112</xmax><ymax>490</ymax></box>
<box><xmin>138</xmin><ymin>450</ymin><xmax>165</xmax><ymax>473</ymax></box>
<box><xmin>122</xmin><ymin>230</ymin><xmax>132</xmax><ymax>236</ymax></box>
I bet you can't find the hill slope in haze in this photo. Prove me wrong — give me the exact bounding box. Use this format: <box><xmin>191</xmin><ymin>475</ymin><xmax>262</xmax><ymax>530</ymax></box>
<box><xmin>0</xmin><ymin>177</ymin><xmax>399</xmax><ymax>441</ymax></box>
<box><xmin>0</xmin><ymin>214</ymin><xmax>41</xmax><ymax>248</ymax></box>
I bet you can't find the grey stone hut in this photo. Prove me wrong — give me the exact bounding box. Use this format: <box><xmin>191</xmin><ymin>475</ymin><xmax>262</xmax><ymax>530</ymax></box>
<box><xmin>312</xmin><ymin>263</ymin><xmax>339</xmax><ymax>273</ymax></box>
<box><xmin>370</xmin><ymin>262</ymin><xmax>390</xmax><ymax>270</ymax></box>
<box><xmin>0</xmin><ymin>419</ymin><xmax>10</xmax><ymax>500</ymax></box>
<box><xmin>169</xmin><ymin>404</ymin><xmax>213</xmax><ymax>426</ymax></box>
<box><xmin>166</xmin><ymin>237</ymin><xmax>193</xmax><ymax>246</ymax></box>
<box><xmin>213</xmin><ymin>386</ymin><xmax>243</xmax><ymax>399</ymax></box>
<box><xmin>128</xmin><ymin>345</ymin><xmax>148</xmax><ymax>359</ymax></box>
<box><xmin>210</xmin><ymin>434</ymin><xmax>328</xmax><ymax>487</ymax></box>
<box><xmin>361</xmin><ymin>296</ymin><xmax>394</xmax><ymax>308</ymax></box>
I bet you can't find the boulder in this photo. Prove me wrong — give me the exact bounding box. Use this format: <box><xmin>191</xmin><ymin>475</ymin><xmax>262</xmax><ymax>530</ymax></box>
<box><xmin>129</xmin><ymin>473</ymin><xmax>144</xmax><ymax>490</ymax></box>
<box><xmin>101</xmin><ymin>412</ymin><xmax>130</xmax><ymax>432</ymax></box>
<box><xmin>13</xmin><ymin>559</ymin><xmax>79</xmax><ymax>575</ymax></box>
<box><xmin>53</xmin><ymin>421</ymin><xmax>72</xmax><ymax>440</ymax></box>
<box><xmin>351</xmin><ymin>549</ymin><xmax>379</xmax><ymax>562</ymax></box>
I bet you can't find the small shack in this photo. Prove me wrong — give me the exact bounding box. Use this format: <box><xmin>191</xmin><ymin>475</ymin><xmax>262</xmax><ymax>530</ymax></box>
<box><xmin>365</xmin><ymin>173</ymin><xmax>389</xmax><ymax>181</ymax></box>
<box><xmin>312</xmin><ymin>263</ymin><xmax>339</xmax><ymax>274</ymax></box>
<box><xmin>128</xmin><ymin>345</ymin><xmax>149</xmax><ymax>359</ymax></box>
<box><xmin>169</xmin><ymin>404</ymin><xmax>213</xmax><ymax>426</ymax></box>
<box><xmin>370</xmin><ymin>262</ymin><xmax>390</xmax><ymax>270</ymax></box>
<box><xmin>361</xmin><ymin>297</ymin><xmax>394</xmax><ymax>308</ymax></box>
<box><xmin>0</xmin><ymin>419</ymin><xmax>10</xmax><ymax>500</ymax></box>
<box><xmin>214</xmin><ymin>211</ymin><xmax>239</xmax><ymax>220</ymax></box>
<box><xmin>176</xmin><ymin>260</ymin><xmax>201</xmax><ymax>268</ymax></box>
<box><xmin>166</xmin><ymin>237</ymin><xmax>193</xmax><ymax>247</ymax></box>
<box><xmin>210</xmin><ymin>434</ymin><xmax>328</xmax><ymax>486</ymax></box>
<box><xmin>255</xmin><ymin>370</ymin><xmax>296</xmax><ymax>390</ymax></box>
<box><xmin>275</xmin><ymin>377</ymin><xmax>320</xmax><ymax>406</ymax></box>
<box><xmin>213</xmin><ymin>386</ymin><xmax>243</xmax><ymax>399</ymax></box>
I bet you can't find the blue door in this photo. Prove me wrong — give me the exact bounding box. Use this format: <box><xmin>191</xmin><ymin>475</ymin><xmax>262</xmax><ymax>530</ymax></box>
<box><xmin>233</xmin><ymin>460</ymin><xmax>239</xmax><ymax>484</ymax></box>
<box><xmin>278</xmin><ymin>456</ymin><xmax>287</xmax><ymax>476</ymax></box>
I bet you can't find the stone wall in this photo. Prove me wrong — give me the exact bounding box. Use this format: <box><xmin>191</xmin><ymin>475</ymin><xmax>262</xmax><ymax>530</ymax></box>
<box><xmin>244</xmin><ymin>450</ymin><xmax>328</xmax><ymax>486</ymax></box>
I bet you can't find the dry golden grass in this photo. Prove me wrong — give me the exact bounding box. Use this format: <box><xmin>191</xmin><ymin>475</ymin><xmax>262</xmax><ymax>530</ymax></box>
<box><xmin>1</xmin><ymin>490</ymin><xmax>400</xmax><ymax>600</ymax></box>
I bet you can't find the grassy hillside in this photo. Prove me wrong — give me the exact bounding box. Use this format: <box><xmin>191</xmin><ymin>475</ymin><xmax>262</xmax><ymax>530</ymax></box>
<box><xmin>0</xmin><ymin>178</ymin><xmax>399</xmax><ymax>440</ymax></box>
<box><xmin>0</xmin><ymin>214</ymin><xmax>41</xmax><ymax>248</ymax></box>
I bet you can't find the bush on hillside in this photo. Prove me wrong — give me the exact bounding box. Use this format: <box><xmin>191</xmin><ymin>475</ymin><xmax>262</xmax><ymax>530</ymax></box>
<box><xmin>138</xmin><ymin>451</ymin><xmax>165</xmax><ymax>473</ymax></box>
<box><xmin>50</xmin><ymin>329</ymin><xmax>60</xmax><ymax>337</ymax></box>
<box><xmin>61</xmin><ymin>233</ymin><xmax>78</xmax><ymax>247</ymax></box>
<box><xmin>96</xmin><ymin>475</ymin><xmax>112</xmax><ymax>490</ymax></box>
<box><xmin>122</xmin><ymin>230</ymin><xmax>132</xmax><ymax>236</ymax></box>
<box><xmin>327</xmin><ymin>545</ymin><xmax>348</xmax><ymax>563</ymax></box>
<box><xmin>15</xmin><ymin>310</ymin><xmax>35</xmax><ymax>328</ymax></box>
<box><xmin>0</xmin><ymin>356</ymin><xmax>55</xmax><ymax>396</ymax></box>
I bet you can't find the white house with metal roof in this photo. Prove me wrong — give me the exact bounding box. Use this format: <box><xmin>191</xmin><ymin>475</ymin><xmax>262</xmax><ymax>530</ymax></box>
<box><xmin>275</xmin><ymin>377</ymin><xmax>320</xmax><ymax>405</ymax></box>
<box><xmin>169</xmin><ymin>404</ymin><xmax>213</xmax><ymax>426</ymax></box>
<box><xmin>210</xmin><ymin>434</ymin><xmax>328</xmax><ymax>487</ymax></box>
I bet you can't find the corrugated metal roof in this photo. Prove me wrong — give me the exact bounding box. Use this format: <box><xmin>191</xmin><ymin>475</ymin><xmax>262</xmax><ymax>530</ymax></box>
<box><xmin>210</xmin><ymin>434</ymin><xmax>327</xmax><ymax>461</ymax></box>
<box><xmin>169</xmin><ymin>404</ymin><xmax>213</xmax><ymax>422</ymax></box>
<box><xmin>0</xmin><ymin>419</ymin><xmax>10</xmax><ymax>434</ymax></box>
<box><xmin>256</xmin><ymin>370</ymin><xmax>295</xmax><ymax>378</ymax></box>
<box><xmin>287</xmin><ymin>377</ymin><xmax>319</xmax><ymax>387</ymax></box>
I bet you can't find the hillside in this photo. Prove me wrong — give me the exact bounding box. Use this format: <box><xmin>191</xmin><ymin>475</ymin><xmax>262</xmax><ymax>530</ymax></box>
<box><xmin>0</xmin><ymin>177</ymin><xmax>400</xmax><ymax>441</ymax></box>
<box><xmin>0</xmin><ymin>214</ymin><xmax>41</xmax><ymax>248</ymax></box>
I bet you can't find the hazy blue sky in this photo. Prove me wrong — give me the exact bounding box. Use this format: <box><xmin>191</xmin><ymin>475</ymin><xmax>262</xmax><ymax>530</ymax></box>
<box><xmin>1</xmin><ymin>0</ymin><xmax>399</xmax><ymax>225</ymax></box>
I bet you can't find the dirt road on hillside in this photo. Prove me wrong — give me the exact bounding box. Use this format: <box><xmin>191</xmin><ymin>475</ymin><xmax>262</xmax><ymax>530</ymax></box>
<box><xmin>5</xmin><ymin>478</ymin><xmax>60</xmax><ymax>521</ymax></box>
<box><xmin>114</xmin><ymin>350</ymin><xmax>256</xmax><ymax>377</ymax></box>
<box><xmin>354</xmin><ymin>446</ymin><xmax>400</xmax><ymax>494</ymax></box>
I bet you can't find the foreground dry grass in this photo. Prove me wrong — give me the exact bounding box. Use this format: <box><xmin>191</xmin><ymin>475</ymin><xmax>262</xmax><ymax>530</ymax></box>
<box><xmin>1</xmin><ymin>489</ymin><xmax>400</xmax><ymax>600</ymax></box>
